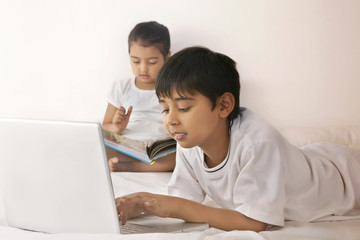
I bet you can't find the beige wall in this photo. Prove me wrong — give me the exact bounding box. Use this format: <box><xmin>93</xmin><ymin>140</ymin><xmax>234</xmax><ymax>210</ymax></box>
<box><xmin>1</xmin><ymin>0</ymin><xmax>359</xmax><ymax>129</ymax></box>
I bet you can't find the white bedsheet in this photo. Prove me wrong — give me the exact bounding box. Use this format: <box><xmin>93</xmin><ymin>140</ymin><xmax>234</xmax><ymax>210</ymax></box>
<box><xmin>1</xmin><ymin>172</ymin><xmax>359</xmax><ymax>240</ymax></box>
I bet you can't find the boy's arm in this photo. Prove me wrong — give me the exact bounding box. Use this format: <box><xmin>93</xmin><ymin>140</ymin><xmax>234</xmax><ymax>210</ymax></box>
<box><xmin>116</xmin><ymin>192</ymin><xmax>267</xmax><ymax>232</ymax></box>
<box><xmin>169</xmin><ymin>196</ymin><xmax>266</xmax><ymax>232</ymax></box>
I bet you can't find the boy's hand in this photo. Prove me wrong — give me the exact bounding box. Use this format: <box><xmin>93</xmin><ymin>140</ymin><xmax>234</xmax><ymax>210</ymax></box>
<box><xmin>115</xmin><ymin>192</ymin><xmax>171</xmax><ymax>225</ymax></box>
<box><xmin>112</xmin><ymin>106</ymin><xmax>133</xmax><ymax>132</ymax></box>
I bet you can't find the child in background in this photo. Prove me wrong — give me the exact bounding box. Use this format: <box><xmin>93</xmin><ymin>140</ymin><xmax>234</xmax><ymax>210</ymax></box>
<box><xmin>102</xmin><ymin>21</ymin><xmax>175</xmax><ymax>172</ymax></box>
<box><xmin>115</xmin><ymin>46</ymin><xmax>360</xmax><ymax>232</ymax></box>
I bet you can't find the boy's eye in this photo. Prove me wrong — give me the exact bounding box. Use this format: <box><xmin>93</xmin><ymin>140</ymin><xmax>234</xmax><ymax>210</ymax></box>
<box><xmin>133</xmin><ymin>61</ymin><xmax>140</xmax><ymax>64</ymax></box>
<box><xmin>149</xmin><ymin>61</ymin><xmax>158</xmax><ymax>65</ymax></box>
<box><xmin>179</xmin><ymin>107</ymin><xmax>190</xmax><ymax>112</ymax></box>
<box><xmin>161</xmin><ymin>109</ymin><xmax>169</xmax><ymax>114</ymax></box>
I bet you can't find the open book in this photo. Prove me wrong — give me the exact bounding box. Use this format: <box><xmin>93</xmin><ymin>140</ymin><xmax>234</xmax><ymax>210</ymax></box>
<box><xmin>103</xmin><ymin>131</ymin><xmax>176</xmax><ymax>164</ymax></box>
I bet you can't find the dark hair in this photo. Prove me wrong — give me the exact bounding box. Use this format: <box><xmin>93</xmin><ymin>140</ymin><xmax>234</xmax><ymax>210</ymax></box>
<box><xmin>128</xmin><ymin>21</ymin><xmax>170</xmax><ymax>58</ymax></box>
<box><xmin>156</xmin><ymin>46</ymin><xmax>240</xmax><ymax>125</ymax></box>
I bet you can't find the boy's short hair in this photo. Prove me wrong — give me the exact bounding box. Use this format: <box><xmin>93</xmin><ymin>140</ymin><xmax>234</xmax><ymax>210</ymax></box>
<box><xmin>128</xmin><ymin>21</ymin><xmax>170</xmax><ymax>58</ymax></box>
<box><xmin>156</xmin><ymin>46</ymin><xmax>240</xmax><ymax>125</ymax></box>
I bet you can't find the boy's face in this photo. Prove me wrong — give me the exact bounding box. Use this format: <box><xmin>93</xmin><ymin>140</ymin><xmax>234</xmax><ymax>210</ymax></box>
<box><xmin>129</xmin><ymin>42</ymin><xmax>167</xmax><ymax>89</ymax></box>
<box><xmin>159</xmin><ymin>90</ymin><xmax>225</xmax><ymax>151</ymax></box>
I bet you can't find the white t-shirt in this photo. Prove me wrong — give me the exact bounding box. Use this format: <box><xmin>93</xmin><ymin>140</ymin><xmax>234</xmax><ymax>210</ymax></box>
<box><xmin>167</xmin><ymin>108</ymin><xmax>360</xmax><ymax>226</ymax></box>
<box><xmin>106</xmin><ymin>77</ymin><xmax>168</xmax><ymax>141</ymax></box>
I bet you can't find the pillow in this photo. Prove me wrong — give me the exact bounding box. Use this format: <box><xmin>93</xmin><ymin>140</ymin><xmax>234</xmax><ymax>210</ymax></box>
<box><xmin>279</xmin><ymin>126</ymin><xmax>360</xmax><ymax>150</ymax></box>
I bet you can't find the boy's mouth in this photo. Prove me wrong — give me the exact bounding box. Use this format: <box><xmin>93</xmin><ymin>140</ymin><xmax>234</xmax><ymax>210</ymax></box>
<box><xmin>172</xmin><ymin>132</ymin><xmax>187</xmax><ymax>141</ymax></box>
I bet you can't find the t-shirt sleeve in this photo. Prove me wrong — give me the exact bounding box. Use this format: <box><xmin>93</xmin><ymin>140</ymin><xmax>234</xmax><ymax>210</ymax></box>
<box><xmin>234</xmin><ymin>141</ymin><xmax>287</xmax><ymax>226</ymax></box>
<box><xmin>106</xmin><ymin>80</ymin><xmax>122</xmax><ymax>108</ymax></box>
<box><xmin>167</xmin><ymin>146</ymin><xmax>206</xmax><ymax>203</ymax></box>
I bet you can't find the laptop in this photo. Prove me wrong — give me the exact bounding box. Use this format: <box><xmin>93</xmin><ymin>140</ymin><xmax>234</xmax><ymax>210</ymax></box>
<box><xmin>0</xmin><ymin>118</ymin><xmax>208</xmax><ymax>234</ymax></box>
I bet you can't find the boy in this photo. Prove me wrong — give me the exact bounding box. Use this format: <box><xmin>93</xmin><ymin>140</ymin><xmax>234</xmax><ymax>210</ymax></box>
<box><xmin>115</xmin><ymin>47</ymin><xmax>360</xmax><ymax>232</ymax></box>
<box><xmin>102</xmin><ymin>21</ymin><xmax>175</xmax><ymax>172</ymax></box>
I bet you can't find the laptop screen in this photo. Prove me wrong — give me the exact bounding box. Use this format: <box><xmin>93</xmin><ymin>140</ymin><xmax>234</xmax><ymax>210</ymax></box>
<box><xmin>0</xmin><ymin>118</ymin><xmax>120</xmax><ymax>234</ymax></box>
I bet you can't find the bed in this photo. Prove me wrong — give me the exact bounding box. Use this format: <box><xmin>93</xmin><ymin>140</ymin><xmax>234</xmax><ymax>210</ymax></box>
<box><xmin>1</xmin><ymin>126</ymin><xmax>360</xmax><ymax>240</ymax></box>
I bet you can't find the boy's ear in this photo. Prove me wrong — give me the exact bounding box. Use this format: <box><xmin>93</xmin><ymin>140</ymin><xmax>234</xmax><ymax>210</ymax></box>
<box><xmin>218</xmin><ymin>92</ymin><xmax>235</xmax><ymax>119</ymax></box>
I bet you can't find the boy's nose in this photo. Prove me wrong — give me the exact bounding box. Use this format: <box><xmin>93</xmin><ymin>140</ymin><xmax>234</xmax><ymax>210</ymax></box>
<box><xmin>166</xmin><ymin>111</ymin><xmax>178</xmax><ymax>126</ymax></box>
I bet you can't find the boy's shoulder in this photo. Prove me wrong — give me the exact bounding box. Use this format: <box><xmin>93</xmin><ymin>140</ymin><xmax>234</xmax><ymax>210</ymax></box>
<box><xmin>233</xmin><ymin>107</ymin><xmax>269</xmax><ymax>130</ymax></box>
<box><xmin>232</xmin><ymin>108</ymin><xmax>284</xmax><ymax>146</ymax></box>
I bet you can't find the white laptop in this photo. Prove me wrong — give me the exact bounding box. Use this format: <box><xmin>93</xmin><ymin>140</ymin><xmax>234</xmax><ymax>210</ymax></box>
<box><xmin>0</xmin><ymin>118</ymin><xmax>208</xmax><ymax>234</ymax></box>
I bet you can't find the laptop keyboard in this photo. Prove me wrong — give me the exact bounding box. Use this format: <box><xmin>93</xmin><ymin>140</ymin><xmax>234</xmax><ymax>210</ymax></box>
<box><xmin>120</xmin><ymin>223</ymin><xmax>157</xmax><ymax>234</ymax></box>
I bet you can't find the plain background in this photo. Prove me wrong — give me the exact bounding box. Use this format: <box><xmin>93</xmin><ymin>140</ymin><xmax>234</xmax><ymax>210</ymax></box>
<box><xmin>1</xmin><ymin>0</ymin><xmax>359</xmax><ymax>129</ymax></box>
